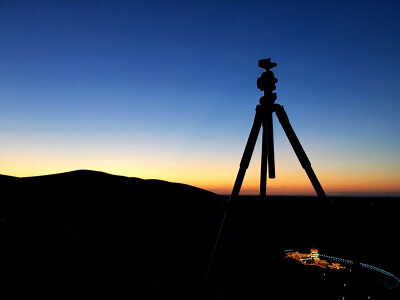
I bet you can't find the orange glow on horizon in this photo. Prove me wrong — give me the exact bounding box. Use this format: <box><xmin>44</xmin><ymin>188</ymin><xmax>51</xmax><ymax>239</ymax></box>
<box><xmin>2</xmin><ymin>163</ymin><xmax>398</xmax><ymax>197</ymax></box>
<box><xmin>1</xmin><ymin>149</ymin><xmax>399</xmax><ymax>197</ymax></box>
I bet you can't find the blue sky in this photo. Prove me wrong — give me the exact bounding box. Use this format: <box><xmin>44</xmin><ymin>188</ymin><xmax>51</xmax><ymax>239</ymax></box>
<box><xmin>1</xmin><ymin>0</ymin><xmax>399</xmax><ymax>195</ymax></box>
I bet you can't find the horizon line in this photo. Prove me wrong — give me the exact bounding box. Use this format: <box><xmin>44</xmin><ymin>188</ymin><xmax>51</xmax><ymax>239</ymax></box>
<box><xmin>1</xmin><ymin>169</ymin><xmax>399</xmax><ymax>199</ymax></box>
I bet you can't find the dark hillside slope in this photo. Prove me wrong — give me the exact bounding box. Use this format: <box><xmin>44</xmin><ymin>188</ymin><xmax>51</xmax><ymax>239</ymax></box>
<box><xmin>1</xmin><ymin>171</ymin><xmax>399</xmax><ymax>299</ymax></box>
<box><xmin>2</xmin><ymin>170</ymin><xmax>223</xmax><ymax>259</ymax></box>
<box><xmin>1</xmin><ymin>170</ymin><xmax>228</xmax><ymax>298</ymax></box>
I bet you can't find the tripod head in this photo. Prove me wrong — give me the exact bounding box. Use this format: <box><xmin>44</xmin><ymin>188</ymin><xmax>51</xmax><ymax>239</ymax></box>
<box><xmin>258</xmin><ymin>58</ymin><xmax>277</xmax><ymax>70</ymax></box>
<box><xmin>257</xmin><ymin>58</ymin><xmax>278</xmax><ymax>105</ymax></box>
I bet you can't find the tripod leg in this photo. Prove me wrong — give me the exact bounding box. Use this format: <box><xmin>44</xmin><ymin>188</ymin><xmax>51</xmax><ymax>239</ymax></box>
<box><xmin>266</xmin><ymin>110</ymin><xmax>276</xmax><ymax>178</ymax></box>
<box><xmin>274</xmin><ymin>104</ymin><xmax>326</xmax><ymax>199</ymax></box>
<box><xmin>260</xmin><ymin>118</ymin><xmax>268</xmax><ymax>198</ymax></box>
<box><xmin>204</xmin><ymin>105</ymin><xmax>264</xmax><ymax>285</ymax></box>
<box><xmin>260</xmin><ymin>109</ymin><xmax>275</xmax><ymax>200</ymax></box>
<box><xmin>228</xmin><ymin>105</ymin><xmax>265</xmax><ymax>205</ymax></box>
<box><xmin>274</xmin><ymin>105</ymin><xmax>359</xmax><ymax>271</ymax></box>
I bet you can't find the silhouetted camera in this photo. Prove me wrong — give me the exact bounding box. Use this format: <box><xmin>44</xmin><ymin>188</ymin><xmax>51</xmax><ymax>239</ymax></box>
<box><xmin>257</xmin><ymin>58</ymin><xmax>278</xmax><ymax>92</ymax></box>
<box><xmin>257</xmin><ymin>58</ymin><xmax>278</xmax><ymax>105</ymax></box>
<box><xmin>258</xmin><ymin>58</ymin><xmax>277</xmax><ymax>70</ymax></box>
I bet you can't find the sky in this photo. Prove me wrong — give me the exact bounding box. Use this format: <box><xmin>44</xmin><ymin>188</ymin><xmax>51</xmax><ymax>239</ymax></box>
<box><xmin>1</xmin><ymin>0</ymin><xmax>399</xmax><ymax>196</ymax></box>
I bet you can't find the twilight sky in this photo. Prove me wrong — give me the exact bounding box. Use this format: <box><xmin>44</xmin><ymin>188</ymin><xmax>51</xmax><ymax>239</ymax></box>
<box><xmin>1</xmin><ymin>0</ymin><xmax>399</xmax><ymax>196</ymax></box>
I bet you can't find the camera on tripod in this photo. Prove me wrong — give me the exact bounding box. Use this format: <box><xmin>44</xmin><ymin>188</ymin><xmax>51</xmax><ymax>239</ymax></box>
<box><xmin>204</xmin><ymin>57</ymin><xmax>327</xmax><ymax>285</ymax></box>
<box><xmin>257</xmin><ymin>58</ymin><xmax>278</xmax><ymax>104</ymax></box>
<box><xmin>258</xmin><ymin>58</ymin><xmax>277</xmax><ymax>70</ymax></box>
<box><xmin>257</xmin><ymin>58</ymin><xmax>278</xmax><ymax>92</ymax></box>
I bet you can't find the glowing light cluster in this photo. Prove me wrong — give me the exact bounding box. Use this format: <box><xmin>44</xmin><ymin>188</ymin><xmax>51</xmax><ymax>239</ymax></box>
<box><xmin>284</xmin><ymin>249</ymin><xmax>400</xmax><ymax>288</ymax></box>
<box><xmin>285</xmin><ymin>248</ymin><xmax>345</xmax><ymax>269</ymax></box>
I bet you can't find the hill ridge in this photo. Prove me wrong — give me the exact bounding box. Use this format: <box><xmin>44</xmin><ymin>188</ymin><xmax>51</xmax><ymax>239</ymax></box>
<box><xmin>1</xmin><ymin>169</ymin><xmax>215</xmax><ymax>196</ymax></box>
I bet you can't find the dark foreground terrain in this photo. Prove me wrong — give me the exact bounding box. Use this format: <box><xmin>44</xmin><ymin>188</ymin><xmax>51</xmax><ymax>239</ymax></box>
<box><xmin>1</xmin><ymin>170</ymin><xmax>399</xmax><ymax>299</ymax></box>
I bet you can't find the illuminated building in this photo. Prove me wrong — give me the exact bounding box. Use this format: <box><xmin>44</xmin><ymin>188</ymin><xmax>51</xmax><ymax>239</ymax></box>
<box><xmin>329</xmin><ymin>262</ymin><xmax>346</xmax><ymax>270</ymax></box>
<box><xmin>285</xmin><ymin>248</ymin><xmax>345</xmax><ymax>269</ymax></box>
<box><xmin>310</xmin><ymin>248</ymin><xmax>319</xmax><ymax>259</ymax></box>
<box><xmin>284</xmin><ymin>249</ymin><xmax>400</xmax><ymax>291</ymax></box>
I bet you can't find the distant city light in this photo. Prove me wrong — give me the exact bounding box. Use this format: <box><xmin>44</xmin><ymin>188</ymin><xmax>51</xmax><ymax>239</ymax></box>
<box><xmin>285</xmin><ymin>248</ymin><xmax>346</xmax><ymax>269</ymax></box>
<box><xmin>284</xmin><ymin>249</ymin><xmax>400</xmax><ymax>289</ymax></box>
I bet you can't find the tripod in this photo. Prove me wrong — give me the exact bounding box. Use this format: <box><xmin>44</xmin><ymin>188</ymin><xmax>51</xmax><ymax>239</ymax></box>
<box><xmin>204</xmin><ymin>58</ymin><xmax>327</xmax><ymax>285</ymax></box>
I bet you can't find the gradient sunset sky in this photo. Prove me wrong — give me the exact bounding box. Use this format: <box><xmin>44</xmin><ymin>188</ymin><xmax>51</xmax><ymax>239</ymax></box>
<box><xmin>1</xmin><ymin>1</ymin><xmax>399</xmax><ymax>196</ymax></box>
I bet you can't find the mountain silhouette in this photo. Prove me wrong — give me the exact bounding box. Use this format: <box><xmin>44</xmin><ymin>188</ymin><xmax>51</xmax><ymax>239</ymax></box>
<box><xmin>1</xmin><ymin>170</ymin><xmax>399</xmax><ymax>299</ymax></box>
<box><xmin>1</xmin><ymin>169</ymin><xmax>224</xmax><ymax>258</ymax></box>
<box><xmin>1</xmin><ymin>170</ymin><xmax>232</xmax><ymax>298</ymax></box>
